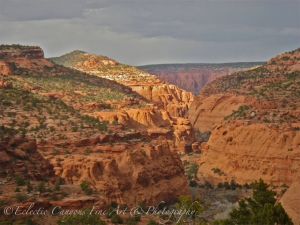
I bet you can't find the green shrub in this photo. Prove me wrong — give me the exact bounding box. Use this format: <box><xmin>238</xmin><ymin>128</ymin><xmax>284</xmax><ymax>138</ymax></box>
<box><xmin>37</xmin><ymin>182</ymin><xmax>46</xmax><ymax>193</ymax></box>
<box><xmin>15</xmin><ymin>176</ymin><xmax>26</xmax><ymax>186</ymax></box>
<box><xmin>176</xmin><ymin>195</ymin><xmax>204</xmax><ymax>223</ymax></box>
<box><xmin>111</xmin><ymin>214</ymin><xmax>123</xmax><ymax>224</ymax></box>
<box><xmin>27</xmin><ymin>181</ymin><xmax>33</xmax><ymax>193</ymax></box>
<box><xmin>124</xmin><ymin>214</ymin><xmax>141</xmax><ymax>225</ymax></box>
<box><xmin>15</xmin><ymin>193</ymin><xmax>29</xmax><ymax>202</ymax></box>
<box><xmin>0</xmin><ymin>200</ymin><xmax>7</xmax><ymax>207</ymax></box>
<box><xmin>189</xmin><ymin>180</ymin><xmax>198</xmax><ymax>187</ymax></box>
<box><xmin>58</xmin><ymin>210</ymin><xmax>106</xmax><ymax>225</ymax></box>
<box><xmin>80</xmin><ymin>181</ymin><xmax>93</xmax><ymax>195</ymax></box>
<box><xmin>225</xmin><ymin>105</ymin><xmax>250</xmax><ymax>120</ymax></box>
<box><xmin>212</xmin><ymin>168</ymin><xmax>225</xmax><ymax>176</ymax></box>
<box><xmin>187</xmin><ymin>163</ymin><xmax>199</xmax><ymax>180</ymax></box>
<box><xmin>215</xmin><ymin>179</ymin><xmax>293</xmax><ymax>225</ymax></box>
<box><xmin>147</xmin><ymin>220</ymin><xmax>159</xmax><ymax>225</ymax></box>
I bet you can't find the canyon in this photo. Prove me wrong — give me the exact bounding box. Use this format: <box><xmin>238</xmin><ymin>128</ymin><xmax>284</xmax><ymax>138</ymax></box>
<box><xmin>139</xmin><ymin>62</ymin><xmax>263</xmax><ymax>95</ymax></box>
<box><xmin>51</xmin><ymin>51</ymin><xmax>194</xmax><ymax>118</ymax></box>
<box><xmin>189</xmin><ymin>48</ymin><xmax>300</xmax><ymax>187</ymax></box>
<box><xmin>0</xmin><ymin>45</ymin><xmax>190</xmax><ymax>215</ymax></box>
<box><xmin>0</xmin><ymin>44</ymin><xmax>299</xmax><ymax>224</ymax></box>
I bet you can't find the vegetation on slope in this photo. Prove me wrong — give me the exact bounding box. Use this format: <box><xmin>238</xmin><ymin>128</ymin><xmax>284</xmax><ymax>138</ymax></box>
<box><xmin>199</xmin><ymin>49</ymin><xmax>300</xmax><ymax>124</ymax></box>
<box><xmin>214</xmin><ymin>180</ymin><xmax>293</xmax><ymax>225</ymax></box>
<box><xmin>50</xmin><ymin>50</ymin><xmax>159</xmax><ymax>84</ymax></box>
<box><xmin>0</xmin><ymin>86</ymin><xmax>108</xmax><ymax>142</ymax></box>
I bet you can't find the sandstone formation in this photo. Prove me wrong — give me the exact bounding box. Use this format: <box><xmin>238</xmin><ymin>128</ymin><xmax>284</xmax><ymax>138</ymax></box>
<box><xmin>51</xmin><ymin>51</ymin><xmax>194</xmax><ymax>117</ymax></box>
<box><xmin>50</xmin><ymin>50</ymin><xmax>196</xmax><ymax>147</ymax></box>
<box><xmin>0</xmin><ymin>61</ymin><xmax>13</xmax><ymax>76</ymax></box>
<box><xmin>139</xmin><ymin>62</ymin><xmax>263</xmax><ymax>94</ymax></box>
<box><xmin>92</xmin><ymin>107</ymin><xmax>171</xmax><ymax>129</ymax></box>
<box><xmin>0</xmin><ymin>45</ymin><xmax>45</xmax><ymax>59</ymax></box>
<box><xmin>189</xmin><ymin>94</ymin><xmax>247</xmax><ymax>132</ymax></box>
<box><xmin>131</xmin><ymin>83</ymin><xmax>193</xmax><ymax>117</ymax></box>
<box><xmin>0</xmin><ymin>45</ymin><xmax>190</xmax><ymax>211</ymax></box>
<box><xmin>189</xmin><ymin>48</ymin><xmax>300</xmax><ymax>186</ymax></box>
<box><xmin>280</xmin><ymin>182</ymin><xmax>300</xmax><ymax>225</ymax></box>
<box><xmin>51</xmin><ymin>140</ymin><xmax>188</xmax><ymax>207</ymax></box>
<box><xmin>0</xmin><ymin>136</ymin><xmax>54</xmax><ymax>180</ymax></box>
<box><xmin>198</xmin><ymin>122</ymin><xmax>300</xmax><ymax>185</ymax></box>
<box><xmin>91</xmin><ymin>107</ymin><xmax>194</xmax><ymax>147</ymax></box>
<box><xmin>0</xmin><ymin>45</ymin><xmax>54</xmax><ymax>72</ymax></box>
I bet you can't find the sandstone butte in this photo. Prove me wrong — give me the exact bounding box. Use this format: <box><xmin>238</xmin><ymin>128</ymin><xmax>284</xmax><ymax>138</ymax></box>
<box><xmin>189</xmin><ymin>48</ymin><xmax>300</xmax><ymax>185</ymax></box>
<box><xmin>0</xmin><ymin>44</ymin><xmax>189</xmax><ymax>210</ymax></box>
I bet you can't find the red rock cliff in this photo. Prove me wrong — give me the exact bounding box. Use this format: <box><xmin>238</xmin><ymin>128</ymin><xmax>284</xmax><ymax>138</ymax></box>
<box><xmin>189</xmin><ymin>48</ymin><xmax>300</xmax><ymax>186</ymax></box>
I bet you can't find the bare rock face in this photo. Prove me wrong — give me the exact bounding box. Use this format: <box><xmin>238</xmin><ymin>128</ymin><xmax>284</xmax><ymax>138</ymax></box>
<box><xmin>0</xmin><ymin>45</ymin><xmax>54</xmax><ymax>72</ymax></box>
<box><xmin>92</xmin><ymin>108</ymin><xmax>171</xmax><ymax>129</ymax></box>
<box><xmin>280</xmin><ymin>182</ymin><xmax>300</xmax><ymax>225</ymax></box>
<box><xmin>0</xmin><ymin>45</ymin><xmax>44</xmax><ymax>59</ymax></box>
<box><xmin>0</xmin><ymin>61</ymin><xmax>13</xmax><ymax>76</ymax></box>
<box><xmin>51</xmin><ymin>51</ymin><xmax>194</xmax><ymax>117</ymax></box>
<box><xmin>131</xmin><ymin>84</ymin><xmax>193</xmax><ymax>117</ymax></box>
<box><xmin>138</xmin><ymin>63</ymin><xmax>263</xmax><ymax>95</ymax></box>
<box><xmin>92</xmin><ymin>107</ymin><xmax>193</xmax><ymax>146</ymax></box>
<box><xmin>51</xmin><ymin>141</ymin><xmax>189</xmax><ymax>207</ymax></box>
<box><xmin>189</xmin><ymin>48</ymin><xmax>300</xmax><ymax>186</ymax></box>
<box><xmin>50</xmin><ymin>51</ymin><xmax>195</xmax><ymax>149</ymax></box>
<box><xmin>0</xmin><ymin>136</ymin><xmax>54</xmax><ymax>180</ymax></box>
<box><xmin>189</xmin><ymin>94</ymin><xmax>247</xmax><ymax>132</ymax></box>
<box><xmin>197</xmin><ymin>122</ymin><xmax>300</xmax><ymax>185</ymax></box>
<box><xmin>173</xmin><ymin>117</ymin><xmax>194</xmax><ymax>147</ymax></box>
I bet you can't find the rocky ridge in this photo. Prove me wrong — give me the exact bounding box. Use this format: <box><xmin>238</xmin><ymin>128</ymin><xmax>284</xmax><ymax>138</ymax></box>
<box><xmin>189</xmin><ymin>48</ymin><xmax>300</xmax><ymax>186</ymax></box>
<box><xmin>0</xmin><ymin>45</ymin><xmax>189</xmax><ymax>209</ymax></box>
<box><xmin>51</xmin><ymin>50</ymin><xmax>194</xmax><ymax>117</ymax></box>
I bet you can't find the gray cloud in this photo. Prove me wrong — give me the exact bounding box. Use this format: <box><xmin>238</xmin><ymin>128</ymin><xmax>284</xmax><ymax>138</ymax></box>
<box><xmin>0</xmin><ymin>0</ymin><xmax>299</xmax><ymax>65</ymax></box>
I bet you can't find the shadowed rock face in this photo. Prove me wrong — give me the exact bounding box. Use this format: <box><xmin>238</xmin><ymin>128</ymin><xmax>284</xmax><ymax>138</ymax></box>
<box><xmin>0</xmin><ymin>136</ymin><xmax>54</xmax><ymax>180</ymax></box>
<box><xmin>189</xmin><ymin>48</ymin><xmax>300</xmax><ymax>186</ymax></box>
<box><xmin>138</xmin><ymin>62</ymin><xmax>264</xmax><ymax>95</ymax></box>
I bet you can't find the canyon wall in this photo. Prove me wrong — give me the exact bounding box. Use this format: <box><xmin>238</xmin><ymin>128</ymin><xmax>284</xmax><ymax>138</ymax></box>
<box><xmin>52</xmin><ymin>140</ymin><xmax>189</xmax><ymax>207</ymax></box>
<box><xmin>51</xmin><ymin>51</ymin><xmax>194</xmax><ymax>118</ymax></box>
<box><xmin>0</xmin><ymin>45</ymin><xmax>190</xmax><ymax>210</ymax></box>
<box><xmin>189</xmin><ymin>49</ymin><xmax>300</xmax><ymax>186</ymax></box>
<box><xmin>280</xmin><ymin>182</ymin><xmax>300</xmax><ymax>225</ymax></box>
<box><xmin>139</xmin><ymin>62</ymin><xmax>263</xmax><ymax>95</ymax></box>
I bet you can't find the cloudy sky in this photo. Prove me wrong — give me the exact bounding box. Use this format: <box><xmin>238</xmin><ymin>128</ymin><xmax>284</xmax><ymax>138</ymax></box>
<box><xmin>0</xmin><ymin>0</ymin><xmax>299</xmax><ymax>65</ymax></box>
